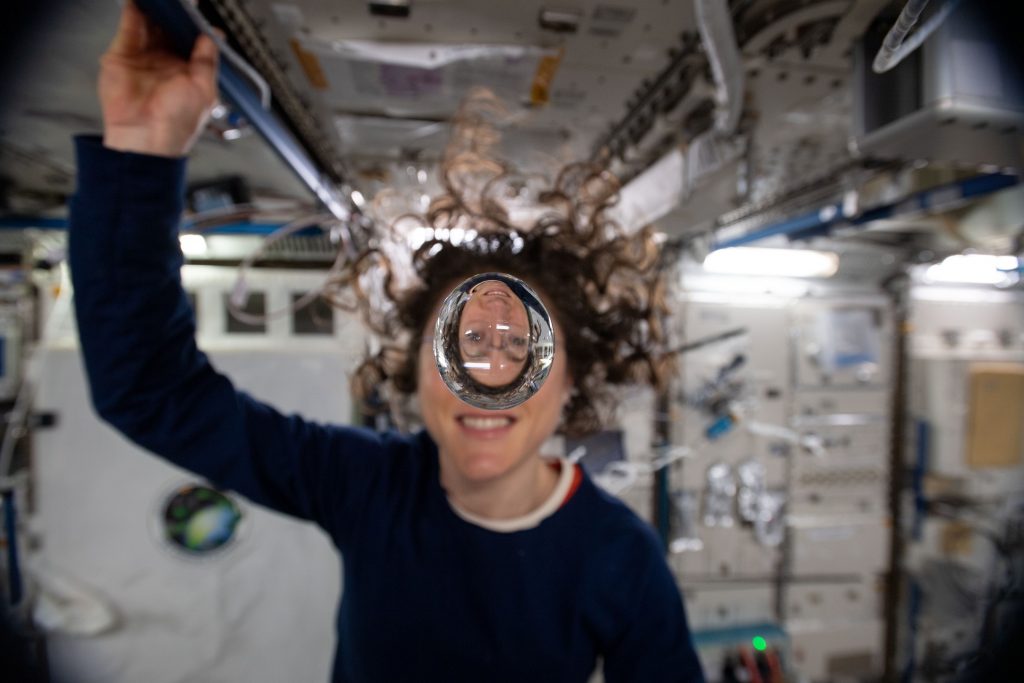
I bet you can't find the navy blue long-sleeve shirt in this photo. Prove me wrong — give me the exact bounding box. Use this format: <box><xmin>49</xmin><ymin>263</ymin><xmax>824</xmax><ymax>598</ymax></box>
<box><xmin>67</xmin><ymin>136</ymin><xmax>705</xmax><ymax>683</ymax></box>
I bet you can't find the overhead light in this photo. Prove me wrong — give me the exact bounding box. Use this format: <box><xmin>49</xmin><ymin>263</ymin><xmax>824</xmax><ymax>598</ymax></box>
<box><xmin>923</xmin><ymin>254</ymin><xmax>1020</xmax><ymax>285</ymax></box>
<box><xmin>703</xmin><ymin>247</ymin><xmax>839</xmax><ymax>278</ymax></box>
<box><xmin>179</xmin><ymin>234</ymin><xmax>208</xmax><ymax>258</ymax></box>
<box><xmin>350</xmin><ymin>190</ymin><xmax>366</xmax><ymax>208</ymax></box>
<box><xmin>683</xmin><ymin>273</ymin><xmax>811</xmax><ymax>297</ymax></box>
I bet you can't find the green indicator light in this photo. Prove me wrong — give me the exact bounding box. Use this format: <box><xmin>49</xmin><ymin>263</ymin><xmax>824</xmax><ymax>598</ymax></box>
<box><xmin>752</xmin><ymin>636</ymin><xmax>767</xmax><ymax>652</ymax></box>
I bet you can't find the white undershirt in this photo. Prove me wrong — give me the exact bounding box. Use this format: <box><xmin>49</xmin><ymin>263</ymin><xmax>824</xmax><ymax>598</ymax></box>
<box><xmin>447</xmin><ymin>457</ymin><xmax>575</xmax><ymax>533</ymax></box>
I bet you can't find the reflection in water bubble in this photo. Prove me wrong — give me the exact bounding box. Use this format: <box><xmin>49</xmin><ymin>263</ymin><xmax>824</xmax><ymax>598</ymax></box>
<box><xmin>434</xmin><ymin>273</ymin><xmax>555</xmax><ymax>410</ymax></box>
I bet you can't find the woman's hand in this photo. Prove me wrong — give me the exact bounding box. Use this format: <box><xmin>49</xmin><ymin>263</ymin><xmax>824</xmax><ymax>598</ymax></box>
<box><xmin>99</xmin><ymin>1</ymin><xmax>219</xmax><ymax>157</ymax></box>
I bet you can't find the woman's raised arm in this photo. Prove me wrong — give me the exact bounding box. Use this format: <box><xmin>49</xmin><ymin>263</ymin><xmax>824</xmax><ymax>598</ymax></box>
<box><xmin>99</xmin><ymin>0</ymin><xmax>219</xmax><ymax>157</ymax></box>
<box><xmin>67</xmin><ymin>2</ymin><xmax>397</xmax><ymax>546</ymax></box>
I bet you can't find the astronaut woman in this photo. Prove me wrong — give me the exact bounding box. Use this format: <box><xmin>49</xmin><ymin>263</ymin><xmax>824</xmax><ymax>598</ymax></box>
<box><xmin>69</xmin><ymin>2</ymin><xmax>704</xmax><ymax>681</ymax></box>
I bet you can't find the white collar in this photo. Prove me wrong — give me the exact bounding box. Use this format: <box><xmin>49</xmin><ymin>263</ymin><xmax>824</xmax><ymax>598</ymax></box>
<box><xmin>447</xmin><ymin>457</ymin><xmax>575</xmax><ymax>533</ymax></box>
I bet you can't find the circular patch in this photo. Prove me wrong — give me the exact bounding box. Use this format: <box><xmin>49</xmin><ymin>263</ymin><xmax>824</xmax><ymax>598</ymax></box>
<box><xmin>161</xmin><ymin>484</ymin><xmax>243</xmax><ymax>555</ymax></box>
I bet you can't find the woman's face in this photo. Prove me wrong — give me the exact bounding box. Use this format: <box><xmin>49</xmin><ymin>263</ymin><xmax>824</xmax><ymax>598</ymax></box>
<box><xmin>456</xmin><ymin>279</ymin><xmax>531</xmax><ymax>388</ymax></box>
<box><xmin>418</xmin><ymin>283</ymin><xmax>570</xmax><ymax>484</ymax></box>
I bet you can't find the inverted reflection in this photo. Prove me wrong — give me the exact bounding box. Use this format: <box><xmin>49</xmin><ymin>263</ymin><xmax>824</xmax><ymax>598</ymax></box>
<box><xmin>458</xmin><ymin>279</ymin><xmax>531</xmax><ymax>387</ymax></box>
<box><xmin>434</xmin><ymin>273</ymin><xmax>555</xmax><ymax>410</ymax></box>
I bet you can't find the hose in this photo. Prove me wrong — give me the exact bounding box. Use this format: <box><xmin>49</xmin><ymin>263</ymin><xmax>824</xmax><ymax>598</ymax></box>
<box><xmin>694</xmin><ymin>0</ymin><xmax>745</xmax><ymax>135</ymax></box>
<box><xmin>873</xmin><ymin>0</ymin><xmax>963</xmax><ymax>74</ymax></box>
<box><xmin>225</xmin><ymin>214</ymin><xmax>355</xmax><ymax>326</ymax></box>
<box><xmin>177</xmin><ymin>0</ymin><xmax>272</xmax><ymax>109</ymax></box>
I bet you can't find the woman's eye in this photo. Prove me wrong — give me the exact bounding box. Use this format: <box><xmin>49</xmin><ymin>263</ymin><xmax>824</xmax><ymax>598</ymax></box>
<box><xmin>462</xmin><ymin>330</ymin><xmax>487</xmax><ymax>358</ymax></box>
<box><xmin>508</xmin><ymin>336</ymin><xmax>529</xmax><ymax>360</ymax></box>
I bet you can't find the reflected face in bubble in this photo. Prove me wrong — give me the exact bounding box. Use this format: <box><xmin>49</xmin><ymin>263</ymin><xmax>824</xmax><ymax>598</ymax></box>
<box><xmin>418</xmin><ymin>282</ymin><xmax>571</xmax><ymax>485</ymax></box>
<box><xmin>433</xmin><ymin>272</ymin><xmax>555</xmax><ymax>410</ymax></box>
<box><xmin>457</xmin><ymin>280</ymin><xmax>531</xmax><ymax>388</ymax></box>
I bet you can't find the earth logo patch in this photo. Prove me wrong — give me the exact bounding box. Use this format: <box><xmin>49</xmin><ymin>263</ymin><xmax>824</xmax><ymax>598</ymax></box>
<box><xmin>161</xmin><ymin>484</ymin><xmax>242</xmax><ymax>555</ymax></box>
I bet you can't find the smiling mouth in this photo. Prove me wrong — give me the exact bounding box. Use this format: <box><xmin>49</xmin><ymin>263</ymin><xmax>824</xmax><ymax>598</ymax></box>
<box><xmin>457</xmin><ymin>415</ymin><xmax>515</xmax><ymax>431</ymax></box>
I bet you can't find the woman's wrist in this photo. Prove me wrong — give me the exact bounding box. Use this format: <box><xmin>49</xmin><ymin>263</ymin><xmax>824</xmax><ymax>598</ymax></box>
<box><xmin>103</xmin><ymin>125</ymin><xmax>193</xmax><ymax>158</ymax></box>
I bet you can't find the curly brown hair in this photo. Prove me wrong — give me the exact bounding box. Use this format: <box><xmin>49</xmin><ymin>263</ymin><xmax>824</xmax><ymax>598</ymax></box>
<box><xmin>325</xmin><ymin>90</ymin><xmax>672</xmax><ymax>436</ymax></box>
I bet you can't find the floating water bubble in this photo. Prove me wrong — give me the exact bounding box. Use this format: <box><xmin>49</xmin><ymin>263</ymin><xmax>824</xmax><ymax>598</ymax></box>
<box><xmin>433</xmin><ymin>273</ymin><xmax>555</xmax><ymax>410</ymax></box>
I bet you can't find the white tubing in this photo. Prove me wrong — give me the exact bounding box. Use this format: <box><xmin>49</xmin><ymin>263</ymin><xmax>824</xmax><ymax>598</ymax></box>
<box><xmin>178</xmin><ymin>0</ymin><xmax>272</xmax><ymax>109</ymax></box>
<box><xmin>694</xmin><ymin>0</ymin><xmax>745</xmax><ymax>134</ymax></box>
<box><xmin>225</xmin><ymin>214</ymin><xmax>348</xmax><ymax>326</ymax></box>
<box><xmin>873</xmin><ymin>0</ymin><xmax>962</xmax><ymax>74</ymax></box>
<box><xmin>591</xmin><ymin>446</ymin><xmax>694</xmax><ymax>495</ymax></box>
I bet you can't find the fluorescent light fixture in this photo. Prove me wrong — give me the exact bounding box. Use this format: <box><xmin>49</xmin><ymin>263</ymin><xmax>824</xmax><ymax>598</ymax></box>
<box><xmin>179</xmin><ymin>234</ymin><xmax>208</xmax><ymax>257</ymax></box>
<box><xmin>703</xmin><ymin>247</ymin><xmax>839</xmax><ymax>278</ymax></box>
<box><xmin>683</xmin><ymin>275</ymin><xmax>811</xmax><ymax>298</ymax></box>
<box><xmin>924</xmin><ymin>254</ymin><xmax>1020</xmax><ymax>285</ymax></box>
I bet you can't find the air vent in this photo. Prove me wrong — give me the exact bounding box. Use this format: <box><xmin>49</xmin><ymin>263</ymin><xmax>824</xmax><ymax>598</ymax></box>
<box><xmin>263</xmin><ymin>234</ymin><xmax>339</xmax><ymax>263</ymax></box>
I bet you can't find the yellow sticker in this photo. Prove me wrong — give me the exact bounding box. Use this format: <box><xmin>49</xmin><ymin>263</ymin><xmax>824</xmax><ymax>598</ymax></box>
<box><xmin>290</xmin><ymin>39</ymin><xmax>329</xmax><ymax>91</ymax></box>
<box><xmin>530</xmin><ymin>48</ymin><xmax>565</xmax><ymax>106</ymax></box>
